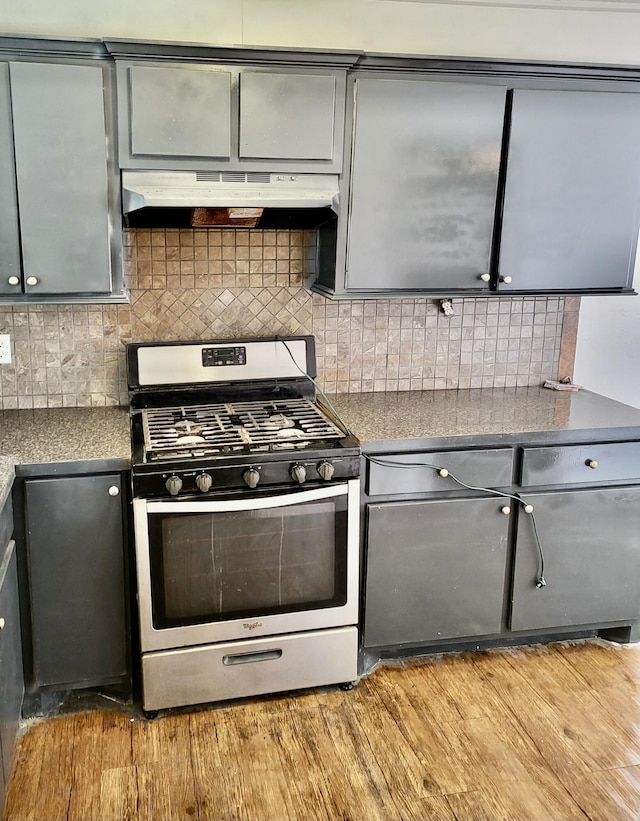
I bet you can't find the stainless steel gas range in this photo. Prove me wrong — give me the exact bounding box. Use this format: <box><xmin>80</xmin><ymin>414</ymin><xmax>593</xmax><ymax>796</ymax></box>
<box><xmin>126</xmin><ymin>336</ymin><xmax>361</xmax><ymax>712</ymax></box>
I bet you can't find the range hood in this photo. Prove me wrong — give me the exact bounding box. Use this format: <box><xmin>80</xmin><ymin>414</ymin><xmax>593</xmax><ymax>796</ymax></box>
<box><xmin>122</xmin><ymin>170</ymin><xmax>340</xmax><ymax>214</ymax></box>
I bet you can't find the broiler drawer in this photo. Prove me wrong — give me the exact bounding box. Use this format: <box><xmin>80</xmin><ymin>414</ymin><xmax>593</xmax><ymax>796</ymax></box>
<box><xmin>366</xmin><ymin>448</ymin><xmax>514</xmax><ymax>496</ymax></box>
<box><xmin>520</xmin><ymin>442</ymin><xmax>640</xmax><ymax>487</ymax></box>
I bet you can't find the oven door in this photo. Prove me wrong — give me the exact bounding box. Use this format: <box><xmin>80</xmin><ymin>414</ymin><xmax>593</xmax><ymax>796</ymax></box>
<box><xmin>133</xmin><ymin>479</ymin><xmax>360</xmax><ymax>652</ymax></box>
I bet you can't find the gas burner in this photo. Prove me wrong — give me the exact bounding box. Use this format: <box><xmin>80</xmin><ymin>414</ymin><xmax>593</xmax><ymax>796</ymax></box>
<box><xmin>140</xmin><ymin>397</ymin><xmax>344</xmax><ymax>463</ymax></box>
<box><xmin>173</xmin><ymin>419</ymin><xmax>206</xmax><ymax>445</ymax></box>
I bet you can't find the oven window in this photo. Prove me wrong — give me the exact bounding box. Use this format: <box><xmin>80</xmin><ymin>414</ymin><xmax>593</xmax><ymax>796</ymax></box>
<box><xmin>147</xmin><ymin>496</ymin><xmax>348</xmax><ymax>628</ymax></box>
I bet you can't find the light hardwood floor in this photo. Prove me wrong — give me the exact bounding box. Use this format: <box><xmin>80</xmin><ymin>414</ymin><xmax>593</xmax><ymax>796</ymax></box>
<box><xmin>4</xmin><ymin>639</ymin><xmax>640</xmax><ymax>821</ymax></box>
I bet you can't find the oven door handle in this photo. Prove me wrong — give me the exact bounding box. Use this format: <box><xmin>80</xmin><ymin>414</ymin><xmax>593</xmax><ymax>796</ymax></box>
<box><xmin>144</xmin><ymin>483</ymin><xmax>351</xmax><ymax>513</ymax></box>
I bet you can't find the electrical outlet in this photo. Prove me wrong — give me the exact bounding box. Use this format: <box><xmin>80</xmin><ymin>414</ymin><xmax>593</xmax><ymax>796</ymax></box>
<box><xmin>0</xmin><ymin>334</ymin><xmax>11</xmax><ymax>364</ymax></box>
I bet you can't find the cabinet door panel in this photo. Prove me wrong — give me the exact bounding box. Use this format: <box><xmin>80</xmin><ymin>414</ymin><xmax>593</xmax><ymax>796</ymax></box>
<box><xmin>364</xmin><ymin>497</ymin><xmax>509</xmax><ymax>648</ymax></box>
<box><xmin>511</xmin><ymin>487</ymin><xmax>640</xmax><ymax>631</ymax></box>
<box><xmin>10</xmin><ymin>62</ymin><xmax>112</xmax><ymax>294</ymax></box>
<box><xmin>346</xmin><ymin>78</ymin><xmax>505</xmax><ymax>291</ymax></box>
<box><xmin>0</xmin><ymin>63</ymin><xmax>21</xmax><ymax>295</ymax></box>
<box><xmin>0</xmin><ymin>541</ymin><xmax>23</xmax><ymax>785</ymax></box>
<box><xmin>129</xmin><ymin>65</ymin><xmax>232</xmax><ymax>159</ymax></box>
<box><xmin>239</xmin><ymin>71</ymin><xmax>336</xmax><ymax>161</ymax></box>
<box><xmin>25</xmin><ymin>475</ymin><xmax>127</xmax><ymax>687</ymax></box>
<box><xmin>499</xmin><ymin>89</ymin><xmax>640</xmax><ymax>292</ymax></box>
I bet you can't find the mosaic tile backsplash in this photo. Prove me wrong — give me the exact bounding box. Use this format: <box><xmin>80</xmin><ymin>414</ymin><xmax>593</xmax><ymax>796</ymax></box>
<box><xmin>0</xmin><ymin>228</ymin><xmax>575</xmax><ymax>408</ymax></box>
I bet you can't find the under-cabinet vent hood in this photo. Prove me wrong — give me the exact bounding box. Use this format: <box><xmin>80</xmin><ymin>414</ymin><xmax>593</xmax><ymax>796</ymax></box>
<box><xmin>122</xmin><ymin>170</ymin><xmax>340</xmax><ymax>214</ymax></box>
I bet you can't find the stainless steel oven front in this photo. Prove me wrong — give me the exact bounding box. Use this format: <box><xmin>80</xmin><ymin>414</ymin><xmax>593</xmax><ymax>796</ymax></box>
<box><xmin>132</xmin><ymin>479</ymin><xmax>360</xmax><ymax>710</ymax></box>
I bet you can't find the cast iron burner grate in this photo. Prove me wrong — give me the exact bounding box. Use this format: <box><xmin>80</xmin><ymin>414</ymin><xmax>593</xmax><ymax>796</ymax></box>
<box><xmin>141</xmin><ymin>397</ymin><xmax>344</xmax><ymax>461</ymax></box>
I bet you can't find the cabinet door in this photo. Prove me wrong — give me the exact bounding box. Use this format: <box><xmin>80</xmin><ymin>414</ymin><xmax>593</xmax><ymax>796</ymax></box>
<box><xmin>498</xmin><ymin>89</ymin><xmax>640</xmax><ymax>292</ymax></box>
<box><xmin>0</xmin><ymin>64</ymin><xmax>21</xmax><ymax>296</ymax></box>
<box><xmin>25</xmin><ymin>474</ymin><xmax>127</xmax><ymax>688</ymax></box>
<box><xmin>511</xmin><ymin>486</ymin><xmax>640</xmax><ymax>631</ymax></box>
<box><xmin>9</xmin><ymin>62</ymin><xmax>112</xmax><ymax>295</ymax></box>
<box><xmin>239</xmin><ymin>71</ymin><xmax>336</xmax><ymax>161</ymax></box>
<box><xmin>128</xmin><ymin>64</ymin><xmax>232</xmax><ymax>160</ymax></box>
<box><xmin>346</xmin><ymin>78</ymin><xmax>506</xmax><ymax>292</ymax></box>
<box><xmin>0</xmin><ymin>540</ymin><xmax>24</xmax><ymax>787</ymax></box>
<box><xmin>364</xmin><ymin>497</ymin><xmax>510</xmax><ymax>648</ymax></box>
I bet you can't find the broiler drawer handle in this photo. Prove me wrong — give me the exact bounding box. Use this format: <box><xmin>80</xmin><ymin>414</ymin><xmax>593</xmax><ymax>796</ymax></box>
<box><xmin>222</xmin><ymin>649</ymin><xmax>283</xmax><ymax>666</ymax></box>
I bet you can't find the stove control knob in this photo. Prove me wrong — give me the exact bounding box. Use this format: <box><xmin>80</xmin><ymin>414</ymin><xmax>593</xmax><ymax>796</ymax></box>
<box><xmin>317</xmin><ymin>461</ymin><xmax>335</xmax><ymax>481</ymax></box>
<box><xmin>195</xmin><ymin>473</ymin><xmax>213</xmax><ymax>493</ymax></box>
<box><xmin>290</xmin><ymin>464</ymin><xmax>307</xmax><ymax>484</ymax></box>
<box><xmin>165</xmin><ymin>475</ymin><xmax>183</xmax><ymax>496</ymax></box>
<box><xmin>243</xmin><ymin>468</ymin><xmax>261</xmax><ymax>489</ymax></box>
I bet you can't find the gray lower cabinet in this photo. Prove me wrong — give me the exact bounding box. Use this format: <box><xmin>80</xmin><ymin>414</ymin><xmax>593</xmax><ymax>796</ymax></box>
<box><xmin>511</xmin><ymin>486</ymin><xmax>640</xmax><ymax>631</ymax></box>
<box><xmin>0</xmin><ymin>540</ymin><xmax>23</xmax><ymax>809</ymax></box>
<box><xmin>363</xmin><ymin>434</ymin><xmax>640</xmax><ymax>659</ymax></box>
<box><xmin>24</xmin><ymin>474</ymin><xmax>128</xmax><ymax>689</ymax></box>
<box><xmin>364</xmin><ymin>496</ymin><xmax>510</xmax><ymax>648</ymax></box>
<box><xmin>116</xmin><ymin>61</ymin><xmax>346</xmax><ymax>172</ymax></box>
<box><xmin>0</xmin><ymin>60</ymin><xmax>122</xmax><ymax>300</ymax></box>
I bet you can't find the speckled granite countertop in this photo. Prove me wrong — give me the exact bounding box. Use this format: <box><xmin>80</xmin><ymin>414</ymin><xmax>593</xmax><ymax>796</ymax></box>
<box><xmin>0</xmin><ymin>406</ymin><xmax>131</xmax><ymax>514</ymax></box>
<box><xmin>325</xmin><ymin>387</ymin><xmax>640</xmax><ymax>449</ymax></box>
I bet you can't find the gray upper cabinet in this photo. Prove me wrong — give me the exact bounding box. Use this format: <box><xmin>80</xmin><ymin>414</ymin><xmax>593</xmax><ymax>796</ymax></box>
<box><xmin>343</xmin><ymin>77</ymin><xmax>506</xmax><ymax>293</ymax></box>
<box><xmin>128</xmin><ymin>65</ymin><xmax>232</xmax><ymax>160</ymax></box>
<box><xmin>0</xmin><ymin>65</ymin><xmax>21</xmax><ymax>291</ymax></box>
<box><xmin>116</xmin><ymin>61</ymin><xmax>346</xmax><ymax>172</ymax></box>
<box><xmin>0</xmin><ymin>60</ymin><xmax>123</xmax><ymax>300</ymax></box>
<box><xmin>315</xmin><ymin>71</ymin><xmax>640</xmax><ymax>299</ymax></box>
<box><xmin>498</xmin><ymin>89</ymin><xmax>640</xmax><ymax>293</ymax></box>
<box><xmin>239</xmin><ymin>71</ymin><xmax>336</xmax><ymax>161</ymax></box>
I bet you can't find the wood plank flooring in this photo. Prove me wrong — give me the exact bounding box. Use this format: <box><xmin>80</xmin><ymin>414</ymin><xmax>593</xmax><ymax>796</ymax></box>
<box><xmin>5</xmin><ymin>638</ymin><xmax>640</xmax><ymax>821</ymax></box>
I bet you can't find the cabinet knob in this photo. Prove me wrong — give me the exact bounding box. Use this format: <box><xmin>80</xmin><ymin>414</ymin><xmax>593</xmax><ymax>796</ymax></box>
<box><xmin>500</xmin><ymin>275</ymin><xmax>513</xmax><ymax>284</ymax></box>
<box><xmin>479</xmin><ymin>273</ymin><xmax>491</xmax><ymax>283</ymax></box>
<box><xmin>501</xmin><ymin>505</ymin><xmax>511</xmax><ymax>515</ymax></box>
<box><xmin>108</xmin><ymin>485</ymin><xmax>120</xmax><ymax>497</ymax></box>
<box><xmin>0</xmin><ymin>617</ymin><xmax>5</xmax><ymax>630</ymax></box>
<box><xmin>523</xmin><ymin>503</ymin><xmax>534</xmax><ymax>514</ymax></box>
<box><xmin>586</xmin><ymin>459</ymin><xmax>598</xmax><ymax>469</ymax></box>
<box><xmin>7</xmin><ymin>276</ymin><xmax>20</xmax><ymax>286</ymax></box>
<box><xmin>438</xmin><ymin>468</ymin><xmax>449</xmax><ymax>478</ymax></box>
<box><xmin>26</xmin><ymin>276</ymin><xmax>39</xmax><ymax>287</ymax></box>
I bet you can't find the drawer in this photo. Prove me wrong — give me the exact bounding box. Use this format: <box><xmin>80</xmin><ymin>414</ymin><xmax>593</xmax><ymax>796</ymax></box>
<box><xmin>366</xmin><ymin>448</ymin><xmax>514</xmax><ymax>497</ymax></box>
<box><xmin>141</xmin><ymin>626</ymin><xmax>358</xmax><ymax>710</ymax></box>
<box><xmin>520</xmin><ymin>441</ymin><xmax>640</xmax><ymax>487</ymax></box>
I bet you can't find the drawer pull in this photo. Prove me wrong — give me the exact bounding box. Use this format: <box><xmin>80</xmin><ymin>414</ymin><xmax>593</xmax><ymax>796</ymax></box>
<box><xmin>223</xmin><ymin>649</ymin><xmax>282</xmax><ymax>666</ymax></box>
<box><xmin>586</xmin><ymin>459</ymin><xmax>599</xmax><ymax>469</ymax></box>
<box><xmin>438</xmin><ymin>468</ymin><xmax>449</xmax><ymax>478</ymax></box>
<box><xmin>0</xmin><ymin>617</ymin><xmax>4</xmax><ymax>630</ymax></box>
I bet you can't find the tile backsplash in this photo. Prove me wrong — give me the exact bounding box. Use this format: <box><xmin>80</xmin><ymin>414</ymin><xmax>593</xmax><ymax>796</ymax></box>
<box><xmin>0</xmin><ymin>228</ymin><xmax>576</xmax><ymax>409</ymax></box>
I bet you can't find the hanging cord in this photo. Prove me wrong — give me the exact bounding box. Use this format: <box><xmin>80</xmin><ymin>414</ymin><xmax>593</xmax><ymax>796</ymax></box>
<box><xmin>365</xmin><ymin>454</ymin><xmax>546</xmax><ymax>589</ymax></box>
<box><xmin>277</xmin><ymin>338</ymin><xmax>354</xmax><ymax>438</ymax></box>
